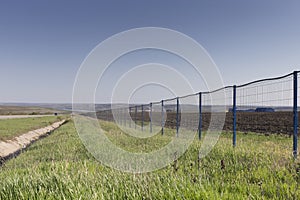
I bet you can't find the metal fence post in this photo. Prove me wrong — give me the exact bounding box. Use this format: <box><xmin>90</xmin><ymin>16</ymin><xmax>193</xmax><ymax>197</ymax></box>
<box><xmin>124</xmin><ymin>108</ymin><xmax>126</xmax><ymax>127</ymax></box>
<box><xmin>141</xmin><ymin>105</ymin><xmax>144</xmax><ymax>131</ymax></box>
<box><xmin>135</xmin><ymin>106</ymin><xmax>137</xmax><ymax>129</ymax></box>
<box><xmin>198</xmin><ymin>92</ymin><xmax>202</xmax><ymax>140</ymax></box>
<box><xmin>176</xmin><ymin>97</ymin><xmax>179</xmax><ymax>137</ymax></box>
<box><xmin>233</xmin><ymin>85</ymin><xmax>237</xmax><ymax>147</ymax></box>
<box><xmin>150</xmin><ymin>103</ymin><xmax>153</xmax><ymax>133</ymax></box>
<box><xmin>293</xmin><ymin>71</ymin><xmax>298</xmax><ymax>159</ymax></box>
<box><xmin>161</xmin><ymin>100</ymin><xmax>164</xmax><ymax>135</ymax></box>
<box><xmin>129</xmin><ymin>107</ymin><xmax>131</xmax><ymax>128</ymax></box>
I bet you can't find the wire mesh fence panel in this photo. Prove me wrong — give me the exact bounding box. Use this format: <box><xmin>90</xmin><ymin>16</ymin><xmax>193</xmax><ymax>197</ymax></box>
<box><xmin>201</xmin><ymin>92</ymin><xmax>212</xmax><ymax>132</ymax></box>
<box><xmin>134</xmin><ymin>105</ymin><xmax>142</xmax><ymax>129</ymax></box>
<box><xmin>94</xmin><ymin>73</ymin><xmax>296</xmax><ymax>137</ymax></box>
<box><xmin>96</xmin><ymin>110</ymin><xmax>105</xmax><ymax>121</ymax></box>
<box><xmin>151</xmin><ymin>102</ymin><xmax>163</xmax><ymax>134</ymax></box>
<box><xmin>163</xmin><ymin>98</ymin><xmax>177</xmax><ymax>135</ymax></box>
<box><xmin>127</xmin><ymin>107</ymin><xmax>132</xmax><ymax>128</ymax></box>
<box><xmin>118</xmin><ymin>108</ymin><xmax>123</xmax><ymax>126</ymax></box>
<box><xmin>223</xmin><ymin>87</ymin><xmax>234</xmax><ymax>132</ymax></box>
<box><xmin>124</xmin><ymin>105</ymin><xmax>138</xmax><ymax>132</ymax></box>
<box><xmin>203</xmin><ymin>89</ymin><xmax>227</xmax><ymax>133</ymax></box>
<box><xmin>117</xmin><ymin>108</ymin><xmax>122</xmax><ymax>125</ymax></box>
<box><xmin>235</xmin><ymin>75</ymin><xmax>294</xmax><ymax>135</ymax></box>
<box><xmin>96</xmin><ymin>109</ymin><xmax>113</xmax><ymax>122</ymax></box>
<box><xmin>179</xmin><ymin>94</ymin><xmax>199</xmax><ymax>132</ymax></box>
<box><xmin>133</xmin><ymin>106</ymin><xmax>138</xmax><ymax>129</ymax></box>
<box><xmin>200</xmin><ymin>89</ymin><xmax>228</xmax><ymax>132</ymax></box>
<box><xmin>91</xmin><ymin>71</ymin><xmax>299</xmax><ymax>157</ymax></box>
<box><xmin>120</xmin><ymin>106</ymin><xmax>130</xmax><ymax>128</ymax></box>
<box><xmin>141</xmin><ymin>104</ymin><xmax>151</xmax><ymax>132</ymax></box>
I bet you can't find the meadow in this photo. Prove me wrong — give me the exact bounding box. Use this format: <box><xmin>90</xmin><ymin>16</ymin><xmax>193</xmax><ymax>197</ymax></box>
<box><xmin>0</xmin><ymin>119</ymin><xmax>299</xmax><ymax>199</ymax></box>
<box><xmin>0</xmin><ymin>116</ymin><xmax>64</xmax><ymax>141</ymax></box>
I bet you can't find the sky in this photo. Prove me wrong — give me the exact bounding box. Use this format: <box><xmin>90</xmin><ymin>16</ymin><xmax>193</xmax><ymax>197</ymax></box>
<box><xmin>0</xmin><ymin>0</ymin><xmax>300</xmax><ymax>103</ymax></box>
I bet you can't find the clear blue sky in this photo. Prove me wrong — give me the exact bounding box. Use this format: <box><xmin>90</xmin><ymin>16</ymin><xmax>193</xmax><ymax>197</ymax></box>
<box><xmin>0</xmin><ymin>0</ymin><xmax>299</xmax><ymax>103</ymax></box>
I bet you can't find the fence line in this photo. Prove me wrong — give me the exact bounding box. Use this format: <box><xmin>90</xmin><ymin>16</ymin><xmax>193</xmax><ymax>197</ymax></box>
<box><xmin>96</xmin><ymin>71</ymin><xmax>300</xmax><ymax>159</ymax></box>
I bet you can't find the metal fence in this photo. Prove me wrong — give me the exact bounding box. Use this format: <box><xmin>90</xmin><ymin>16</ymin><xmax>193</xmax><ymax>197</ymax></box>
<box><xmin>97</xmin><ymin>71</ymin><xmax>300</xmax><ymax>158</ymax></box>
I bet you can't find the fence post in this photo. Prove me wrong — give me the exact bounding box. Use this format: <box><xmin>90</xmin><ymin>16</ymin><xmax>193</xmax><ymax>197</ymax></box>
<box><xmin>129</xmin><ymin>107</ymin><xmax>131</xmax><ymax>128</ymax></box>
<box><xmin>233</xmin><ymin>85</ymin><xmax>237</xmax><ymax>147</ymax></box>
<box><xmin>141</xmin><ymin>105</ymin><xmax>144</xmax><ymax>131</ymax></box>
<box><xmin>150</xmin><ymin>103</ymin><xmax>153</xmax><ymax>133</ymax></box>
<box><xmin>161</xmin><ymin>100</ymin><xmax>164</xmax><ymax>135</ymax></box>
<box><xmin>293</xmin><ymin>71</ymin><xmax>298</xmax><ymax>159</ymax></box>
<box><xmin>135</xmin><ymin>106</ymin><xmax>137</xmax><ymax>129</ymax></box>
<box><xmin>124</xmin><ymin>107</ymin><xmax>126</xmax><ymax>127</ymax></box>
<box><xmin>176</xmin><ymin>97</ymin><xmax>179</xmax><ymax>137</ymax></box>
<box><xmin>198</xmin><ymin>92</ymin><xmax>202</xmax><ymax>140</ymax></box>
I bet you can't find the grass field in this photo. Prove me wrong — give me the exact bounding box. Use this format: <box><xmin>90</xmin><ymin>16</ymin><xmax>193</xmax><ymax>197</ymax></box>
<box><xmin>0</xmin><ymin>105</ymin><xmax>66</xmax><ymax>115</ymax></box>
<box><xmin>0</xmin><ymin>119</ymin><xmax>300</xmax><ymax>199</ymax></box>
<box><xmin>0</xmin><ymin>116</ymin><xmax>66</xmax><ymax>141</ymax></box>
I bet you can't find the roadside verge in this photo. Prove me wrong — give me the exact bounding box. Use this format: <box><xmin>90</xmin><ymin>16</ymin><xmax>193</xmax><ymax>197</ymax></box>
<box><xmin>0</xmin><ymin>119</ymin><xmax>68</xmax><ymax>164</ymax></box>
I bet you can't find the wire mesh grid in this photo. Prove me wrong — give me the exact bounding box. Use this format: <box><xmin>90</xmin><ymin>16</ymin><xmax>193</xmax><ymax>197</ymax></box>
<box><xmin>93</xmin><ymin>71</ymin><xmax>300</xmax><ymax>158</ymax></box>
<box><xmin>149</xmin><ymin>102</ymin><xmax>161</xmax><ymax>133</ymax></box>
<box><xmin>179</xmin><ymin>94</ymin><xmax>199</xmax><ymax>132</ymax></box>
<box><xmin>235</xmin><ymin>74</ymin><xmax>294</xmax><ymax>135</ymax></box>
<box><xmin>163</xmin><ymin>98</ymin><xmax>177</xmax><ymax>132</ymax></box>
<box><xmin>202</xmin><ymin>88</ymin><xmax>228</xmax><ymax>132</ymax></box>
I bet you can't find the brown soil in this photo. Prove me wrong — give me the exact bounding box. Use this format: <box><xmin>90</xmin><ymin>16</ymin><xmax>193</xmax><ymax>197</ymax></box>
<box><xmin>96</xmin><ymin>111</ymin><xmax>299</xmax><ymax>135</ymax></box>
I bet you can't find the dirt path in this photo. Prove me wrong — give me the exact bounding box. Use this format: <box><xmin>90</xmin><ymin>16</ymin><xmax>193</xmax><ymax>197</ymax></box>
<box><xmin>0</xmin><ymin>115</ymin><xmax>54</xmax><ymax>119</ymax></box>
<box><xmin>0</xmin><ymin>119</ymin><xmax>67</xmax><ymax>163</ymax></box>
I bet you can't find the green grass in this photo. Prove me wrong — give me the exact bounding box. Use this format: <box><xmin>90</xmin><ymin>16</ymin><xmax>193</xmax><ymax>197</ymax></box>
<box><xmin>0</xmin><ymin>119</ymin><xmax>300</xmax><ymax>199</ymax></box>
<box><xmin>0</xmin><ymin>116</ymin><xmax>66</xmax><ymax>141</ymax></box>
